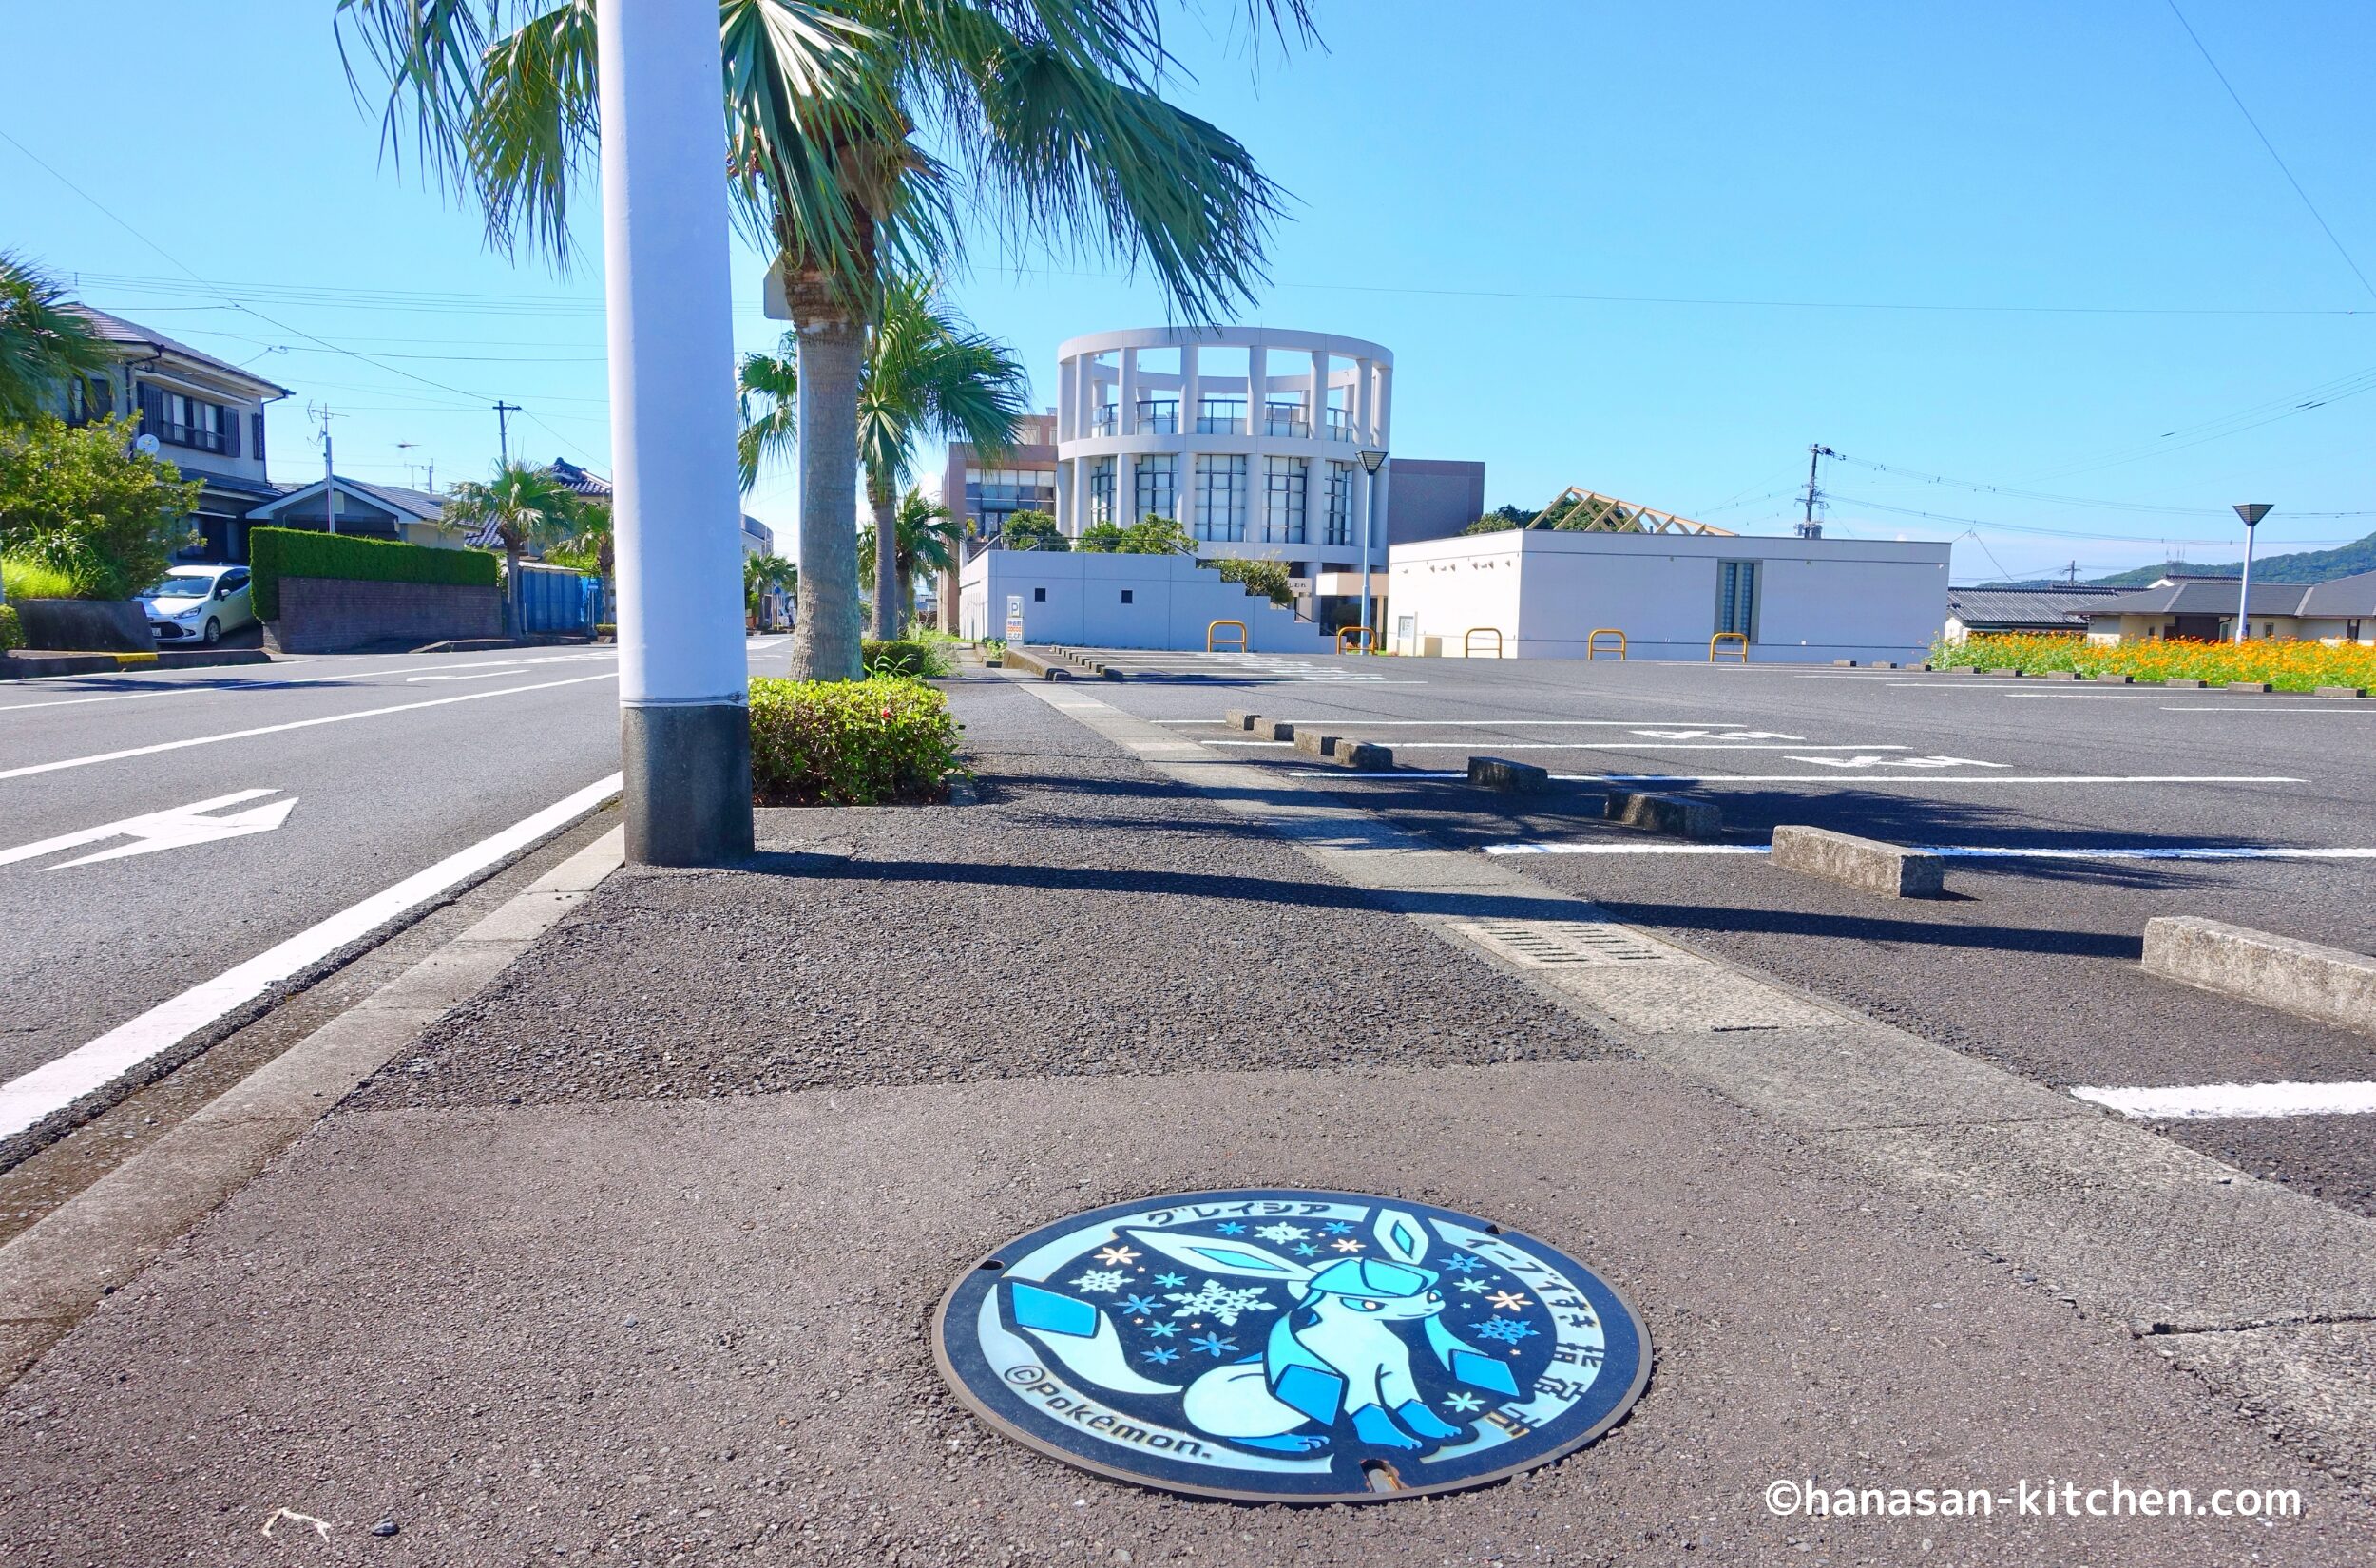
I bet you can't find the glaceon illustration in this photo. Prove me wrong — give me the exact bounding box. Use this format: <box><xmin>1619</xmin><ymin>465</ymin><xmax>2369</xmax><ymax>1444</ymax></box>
<box><xmin>934</xmin><ymin>1190</ymin><xmax>1650</xmax><ymax>1501</ymax></box>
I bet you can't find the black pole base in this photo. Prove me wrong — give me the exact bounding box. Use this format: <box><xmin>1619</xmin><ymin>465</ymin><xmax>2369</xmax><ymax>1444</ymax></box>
<box><xmin>621</xmin><ymin>701</ymin><xmax>756</xmax><ymax>867</ymax></box>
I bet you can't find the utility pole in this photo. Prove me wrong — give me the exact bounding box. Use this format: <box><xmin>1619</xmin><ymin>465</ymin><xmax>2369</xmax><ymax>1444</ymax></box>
<box><xmin>1798</xmin><ymin>444</ymin><xmax>1835</xmax><ymax>537</ymax></box>
<box><xmin>2065</xmin><ymin>560</ymin><xmax>2079</xmax><ymax>584</ymax></box>
<box><xmin>595</xmin><ymin>0</ymin><xmax>753</xmax><ymax>867</ymax></box>
<box><xmin>492</xmin><ymin>400</ymin><xmax>522</xmax><ymax>466</ymax></box>
<box><xmin>314</xmin><ymin>403</ymin><xmax>339</xmax><ymax>535</ymax></box>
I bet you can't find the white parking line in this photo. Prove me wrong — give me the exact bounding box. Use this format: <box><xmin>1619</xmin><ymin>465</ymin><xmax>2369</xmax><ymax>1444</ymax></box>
<box><xmin>1481</xmin><ymin>840</ymin><xmax>2376</xmax><ymax>859</ymax></box>
<box><xmin>1205</xmin><ymin>740</ymin><xmax>1909</xmax><ymax>752</ymax></box>
<box><xmin>2070</xmin><ymin>1081</ymin><xmax>2376</xmax><ymax>1120</ymax></box>
<box><xmin>1159</xmin><ymin>718</ymin><xmax>1752</xmax><ymax>727</ymax></box>
<box><xmin>0</xmin><ymin>772</ymin><xmax>623</xmax><ymax>1143</ymax></box>
<box><xmin>1290</xmin><ymin>770</ymin><xmax>2308</xmax><ymax>785</ymax></box>
<box><xmin>0</xmin><ymin>673</ymin><xmax>620</xmax><ymax>782</ymax></box>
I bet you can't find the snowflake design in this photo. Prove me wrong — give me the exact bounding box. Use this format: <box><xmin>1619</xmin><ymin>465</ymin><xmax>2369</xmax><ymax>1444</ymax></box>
<box><xmin>1253</xmin><ymin>1223</ymin><xmax>1310</xmax><ymax>1244</ymax></box>
<box><xmin>1188</xmin><ymin>1333</ymin><xmax>1237</xmax><ymax>1358</ymax></box>
<box><xmin>1474</xmin><ymin>1317</ymin><xmax>1538</xmax><ymax>1345</ymax></box>
<box><xmin>1330</xmin><ymin>1238</ymin><xmax>1366</xmax><ymax>1253</ymax></box>
<box><xmin>1144</xmin><ymin>1321</ymin><xmax>1180</xmax><ymax>1339</ymax></box>
<box><xmin>1485</xmin><ymin>1290</ymin><xmax>1531</xmax><ymax>1312</ymax></box>
<box><xmin>1069</xmin><ymin>1270</ymin><xmax>1128</xmax><ymax>1293</ymax></box>
<box><xmin>1442</xmin><ymin>1391</ymin><xmax>1484</xmax><ymax>1413</ymax></box>
<box><xmin>1455</xmin><ymin>1278</ymin><xmax>1490</xmax><ymax>1295</ymax></box>
<box><xmin>1215</xmin><ymin>1222</ymin><xmax>1246</xmax><ymax>1234</ymax></box>
<box><xmin>1118</xmin><ymin>1294</ymin><xmax>1161</xmax><ymax>1316</ymax></box>
<box><xmin>1322</xmin><ymin>1221</ymin><xmax>1354</xmax><ymax>1235</ymax></box>
<box><xmin>1292</xmin><ymin>1244</ymin><xmax>1321</xmax><ymax>1257</ymax></box>
<box><xmin>1443</xmin><ymin>1255</ymin><xmax>1486</xmax><ymax>1275</ymax></box>
<box><xmin>1142</xmin><ymin>1347</ymin><xmax>1179</xmax><ymax>1366</ymax></box>
<box><xmin>1164</xmin><ymin>1278</ymin><xmax>1277</xmax><ymax>1328</ymax></box>
<box><xmin>1095</xmin><ymin>1244</ymin><xmax>1142</xmax><ymax>1267</ymax></box>
<box><xmin>1153</xmin><ymin>1272</ymin><xmax>1187</xmax><ymax>1288</ymax></box>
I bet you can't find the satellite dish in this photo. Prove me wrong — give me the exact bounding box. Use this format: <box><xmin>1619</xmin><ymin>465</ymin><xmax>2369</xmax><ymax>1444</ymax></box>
<box><xmin>134</xmin><ymin>433</ymin><xmax>162</xmax><ymax>457</ymax></box>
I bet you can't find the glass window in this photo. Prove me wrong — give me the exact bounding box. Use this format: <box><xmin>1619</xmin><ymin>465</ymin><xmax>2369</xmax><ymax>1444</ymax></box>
<box><xmin>1715</xmin><ymin>561</ymin><xmax>1760</xmax><ymax>641</ymax></box>
<box><xmin>1194</xmin><ymin>454</ymin><xmax>1248</xmax><ymax>541</ymax></box>
<box><xmin>1263</xmin><ymin>457</ymin><xmax>1308</xmax><ymax>544</ymax></box>
<box><xmin>1135</xmin><ymin>454</ymin><xmax>1176</xmax><ymax>522</ymax></box>
<box><xmin>1088</xmin><ymin>457</ymin><xmax>1116</xmax><ymax>526</ymax></box>
<box><xmin>1196</xmin><ymin>397</ymin><xmax>1246</xmax><ymax>436</ymax></box>
<box><xmin>1323</xmin><ymin>461</ymin><xmax>1353</xmax><ymax>546</ymax></box>
<box><xmin>1136</xmin><ymin>398</ymin><xmax>1178</xmax><ymax>435</ymax></box>
<box><xmin>1263</xmin><ymin>399</ymin><xmax>1308</xmax><ymax>438</ymax></box>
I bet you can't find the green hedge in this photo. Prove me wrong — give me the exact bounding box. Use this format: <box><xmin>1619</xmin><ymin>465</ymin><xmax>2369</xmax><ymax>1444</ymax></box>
<box><xmin>248</xmin><ymin>526</ymin><xmax>499</xmax><ymax>621</ymax></box>
<box><xmin>860</xmin><ymin>637</ymin><xmax>955</xmax><ymax>679</ymax></box>
<box><xmin>0</xmin><ymin>604</ymin><xmax>21</xmax><ymax>653</ymax></box>
<box><xmin>748</xmin><ymin>675</ymin><xmax>962</xmax><ymax>805</ymax></box>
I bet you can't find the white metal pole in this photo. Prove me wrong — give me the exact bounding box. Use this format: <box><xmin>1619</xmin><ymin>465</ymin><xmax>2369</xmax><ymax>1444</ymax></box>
<box><xmin>2233</xmin><ymin>522</ymin><xmax>2257</xmax><ymax>644</ymax></box>
<box><xmin>598</xmin><ymin>0</ymin><xmax>753</xmax><ymax>866</ymax></box>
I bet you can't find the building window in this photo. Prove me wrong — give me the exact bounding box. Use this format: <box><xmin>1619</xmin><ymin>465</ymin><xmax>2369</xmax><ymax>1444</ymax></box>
<box><xmin>152</xmin><ymin>390</ymin><xmax>232</xmax><ymax>454</ymax></box>
<box><xmin>1262</xmin><ymin>399</ymin><xmax>1308</xmax><ymax>438</ymax></box>
<box><xmin>1323</xmin><ymin>461</ymin><xmax>1352</xmax><ymax>546</ymax></box>
<box><xmin>1263</xmin><ymin>456</ymin><xmax>1308</xmax><ymax>544</ymax></box>
<box><xmin>1195</xmin><ymin>455</ymin><xmax>1249</xmax><ymax>541</ymax></box>
<box><xmin>62</xmin><ymin>374</ymin><xmax>113</xmax><ymax>426</ymax></box>
<box><xmin>2350</xmin><ymin>619</ymin><xmax>2364</xmax><ymax>641</ymax></box>
<box><xmin>1136</xmin><ymin>398</ymin><xmax>1178</xmax><ymax>435</ymax></box>
<box><xmin>1134</xmin><ymin>454</ymin><xmax>1177</xmax><ymax>522</ymax></box>
<box><xmin>966</xmin><ymin>465</ymin><xmax>1058</xmax><ymax>534</ymax></box>
<box><xmin>1091</xmin><ymin>400</ymin><xmax>1117</xmax><ymax>436</ymax></box>
<box><xmin>1196</xmin><ymin>396</ymin><xmax>1246</xmax><ymax>436</ymax></box>
<box><xmin>1088</xmin><ymin>456</ymin><xmax>1116</xmax><ymax>526</ymax></box>
<box><xmin>1033</xmin><ymin>587</ymin><xmax>1046</xmax><ymax>602</ymax></box>
<box><xmin>1715</xmin><ymin>560</ymin><xmax>1760</xmax><ymax>641</ymax></box>
<box><xmin>1121</xmin><ymin>589</ymin><xmax>1134</xmax><ymax>604</ymax></box>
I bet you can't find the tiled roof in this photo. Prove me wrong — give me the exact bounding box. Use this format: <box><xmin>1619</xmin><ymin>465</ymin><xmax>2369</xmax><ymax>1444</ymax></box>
<box><xmin>1945</xmin><ymin>586</ymin><xmax>2117</xmax><ymax>627</ymax></box>
<box><xmin>2299</xmin><ymin>571</ymin><xmax>2376</xmax><ymax>617</ymax></box>
<box><xmin>2081</xmin><ymin>581</ymin><xmax>2318</xmax><ymax>617</ymax></box>
<box><xmin>67</xmin><ymin>305</ymin><xmax>293</xmax><ymax>398</ymax></box>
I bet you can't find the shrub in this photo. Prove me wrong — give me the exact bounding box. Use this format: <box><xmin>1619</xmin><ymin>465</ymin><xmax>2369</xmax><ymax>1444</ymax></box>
<box><xmin>1215</xmin><ymin>557</ymin><xmax>1297</xmax><ymax>606</ymax></box>
<box><xmin>0</xmin><ymin>415</ymin><xmax>203</xmax><ymax>599</ymax></box>
<box><xmin>249</xmin><ymin>526</ymin><xmax>500</xmax><ymax>620</ymax></box>
<box><xmin>1001</xmin><ymin>510</ymin><xmax>1067</xmax><ymax>552</ymax></box>
<box><xmin>861</xmin><ymin>637</ymin><xmax>954</xmax><ymax>679</ymax></box>
<box><xmin>0</xmin><ymin>603</ymin><xmax>20</xmax><ymax>652</ymax></box>
<box><xmin>748</xmin><ymin>675</ymin><xmax>962</xmax><ymax>805</ymax></box>
<box><xmin>1075</xmin><ymin>521</ymin><xmax>1128</xmax><ymax>552</ymax></box>
<box><xmin>3</xmin><ymin>554</ymin><xmax>80</xmax><ymax>601</ymax></box>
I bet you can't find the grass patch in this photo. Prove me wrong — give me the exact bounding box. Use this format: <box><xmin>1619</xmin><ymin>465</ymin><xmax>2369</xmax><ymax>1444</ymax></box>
<box><xmin>1936</xmin><ymin>632</ymin><xmax>2376</xmax><ymax>692</ymax></box>
<box><xmin>861</xmin><ymin>637</ymin><xmax>955</xmax><ymax>679</ymax></box>
<box><xmin>748</xmin><ymin>675</ymin><xmax>962</xmax><ymax>806</ymax></box>
<box><xmin>2</xmin><ymin>555</ymin><xmax>82</xmax><ymax>601</ymax></box>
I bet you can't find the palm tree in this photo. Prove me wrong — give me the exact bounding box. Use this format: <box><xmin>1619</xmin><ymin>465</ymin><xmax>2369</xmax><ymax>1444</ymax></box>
<box><xmin>559</xmin><ymin>496</ymin><xmax>615</xmax><ymax>621</ymax></box>
<box><xmin>739</xmin><ymin>274</ymin><xmax>1026</xmax><ymax>640</ymax></box>
<box><xmin>744</xmin><ymin>551</ymin><xmax>796</xmax><ymax>628</ymax></box>
<box><xmin>858</xmin><ymin>487</ymin><xmax>964</xmax><ymax>632</ymax></box>
<box><xmin>441</xmin><ymin>461</ymin><xmax>584</xmax><ymax>636</ymax></box>
<box><xmin>0</xmin><ymin>251</ymin><xmax>109</xmax><ymax>428</ymax></box>
<box><xmin>338</xmin><ymin>0</ymin><xmax>1311</xmax><ymax>679</ymax></box>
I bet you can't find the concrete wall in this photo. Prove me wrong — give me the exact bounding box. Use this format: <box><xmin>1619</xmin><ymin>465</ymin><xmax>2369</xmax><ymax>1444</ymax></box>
<box><xmin>14</xmin><ymin>598</ymin><xmax>155</xmax><ymax>653</ymax></box>
<box><xmin>1385</xmin><ymin>459</ymin><xmax>1486</xmax><ymax>545</ymax></box>
<box><xmin>1388</xmin><ymin>529</ymin><xmax>1951</xmax><ymax>663</ymax></box>
<box><xmin>958</xmin><ymin>550</ymin><xmax>1332</xmax><ymax>653</ymax></box>
<box><xmin>267</xmin><ymin>576</ymin><xmax>504</xmax><ymax>655</ymax></box>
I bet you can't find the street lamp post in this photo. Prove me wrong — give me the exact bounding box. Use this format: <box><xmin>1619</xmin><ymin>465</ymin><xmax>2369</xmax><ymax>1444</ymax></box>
<box><xmin>595</xmin><ymin>0</ymin><xmax>755</xmax><ymax>866</ymax></box>
<box><xmin>2232</xmin><ymin>503</ymin><xmax>2272</xmax><ymax>645</ymax></box>
<box><xmin>1356</xmin><ymin>447</ymin><xmax>1388</xmax><ymax>651</ymax></box>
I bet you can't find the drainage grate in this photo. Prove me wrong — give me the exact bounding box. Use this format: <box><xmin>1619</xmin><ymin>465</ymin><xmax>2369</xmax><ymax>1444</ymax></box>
<box><xmin>1457</xmin><ymin>919</ymin><xmax>1675</xmax><ymax>967</ymax></box>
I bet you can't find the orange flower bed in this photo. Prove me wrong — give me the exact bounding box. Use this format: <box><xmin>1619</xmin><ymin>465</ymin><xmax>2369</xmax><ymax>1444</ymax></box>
<box><xmin>1932</xmin><ymin>633</ymin><xmax>2376</xmax><ymax>692</ymax></box>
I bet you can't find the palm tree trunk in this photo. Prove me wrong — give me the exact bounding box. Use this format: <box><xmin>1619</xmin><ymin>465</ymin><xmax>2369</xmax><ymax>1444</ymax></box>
<box><xmin>868</xmin><ymin>480</ymin><xmax>900</xmax><ymax>641</ymax></box>
<box><xmin>897</xmin><ymin>563</ymin><xmax>915</xmax><ymax>630</ymax></box>
<box><xmin>504</xmin><ymin>543</ymin><xmax>522</xmax><ymax>639</ymax></box>
<box><xmin>789</xmin><ymin>298</ymin><xmax>865</xmax><ymax>682</ymax></box>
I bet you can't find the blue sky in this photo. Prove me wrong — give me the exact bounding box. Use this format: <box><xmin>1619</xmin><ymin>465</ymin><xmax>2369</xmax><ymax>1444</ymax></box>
<box><xmin>4</xmin><ymin>1</ymin><xmax>2370</xmax><ymax>582</ymax></box>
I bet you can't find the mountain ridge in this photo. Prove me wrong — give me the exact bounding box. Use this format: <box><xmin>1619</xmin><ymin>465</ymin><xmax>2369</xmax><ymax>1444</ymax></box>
<box><xmin>1983</xmin><ymin>529</ymin><xmax>2376</xmax><ymax>590</ymax></box>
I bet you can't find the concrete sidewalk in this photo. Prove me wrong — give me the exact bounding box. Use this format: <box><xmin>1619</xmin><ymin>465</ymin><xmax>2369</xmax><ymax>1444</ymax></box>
<box><xmin>1</xmin><ymin>674</ymin><xmax>2369</xmax><ymax>1565</ymax></box>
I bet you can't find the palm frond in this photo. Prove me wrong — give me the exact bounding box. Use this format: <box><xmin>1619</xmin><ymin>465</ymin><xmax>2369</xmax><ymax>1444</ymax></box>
<box><xmin>736</xmin><ymin>334</ymin><xmax>802</xmax><ymax>491</ymax></box>
<box><xmin>0</xmin><ymin>252</ymin><xmax>111</xmax><ymax>425</ymax></box>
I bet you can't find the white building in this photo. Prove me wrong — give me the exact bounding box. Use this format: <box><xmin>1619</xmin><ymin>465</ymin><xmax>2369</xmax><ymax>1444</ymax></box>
<box><xmin>1388</xmin><ymin>528</ymin><xmax>1951</xmax><ymax>662</ymax></box>
<box><xmin>958</xmin><ymin>549</ymin><xmax>1330</xmax><ymax>653</ymax></box>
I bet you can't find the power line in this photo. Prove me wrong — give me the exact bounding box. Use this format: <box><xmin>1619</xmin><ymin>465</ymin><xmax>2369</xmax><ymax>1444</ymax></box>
<box><xmin>1829</xmin><ymin>449</ymin><xmax>2376</xmax><ymax>518</ymax></box>
<box><xmin>1828</xmin><ymin>494</ymin><xmax>2360</xmax><ymax>545</ymax></box>
<box><xmin>2163</xmin><ymin>0</ymin><xmax>2376</xmax><ymax>304</ymax></box>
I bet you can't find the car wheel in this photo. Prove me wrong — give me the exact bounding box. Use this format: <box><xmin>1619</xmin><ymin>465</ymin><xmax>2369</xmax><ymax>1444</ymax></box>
<box><xmin>204</xmin><ymin>618</ymin><xmax>220</xmax><ymax>646</ymax></box>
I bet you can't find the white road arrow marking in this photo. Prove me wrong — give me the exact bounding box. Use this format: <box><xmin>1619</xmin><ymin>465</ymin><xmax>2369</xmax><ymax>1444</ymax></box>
<box><xmin>0</xmin><ymin>790</ymin><xmax>299</xmax><ymax>870</ymax></box>
<box><xmin>1788</xmin><ymin>754</ymin><xmax>2009</xmax><ymax>770</ymax></box>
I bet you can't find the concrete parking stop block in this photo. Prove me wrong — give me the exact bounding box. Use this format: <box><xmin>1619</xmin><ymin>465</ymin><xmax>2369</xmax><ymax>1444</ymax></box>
<box><xmin>2143</xmin><ymin>916</ymin><xmax>2376</xmax><ymax>1037</ymax></box>
<box><xmin>2317</xmin><ymin>686</ymin><xmax>2369</xmax><ymax>698</ymax></box>
<box><xmin>2164</xmin><ymin>679</ymin><xmax>2207</xmax><ymax>688</ymax></box>
<box><xmin>1222</xmin><ymin>709</ymin><xmax>1260</xmax><ymax>731</ymax></box>
<box><xmin>1985</xmin><ymin>667</ymin><xmax>2022</xmax><ymax>678</ymax></box>
<box><xmin>1606</xmin><ymin>790</ymin><xmax>1721</xmax><ymax>842</ymax></box>
<box><xmin>1466</xmin><ymin>755</ymin><xmax>1551</xmax><ymax>793</ymax></box>
<box><xmin>1257</xmin><ymin>717</ymin><xmax>1297</xmax><ymax>742</ymax></box>
<box><xmin>2095</xmin><ymin>673</ymin><xmax>2135</xmax><ymax>683</ymax></box>
<box><xmin>1770</xmin><ymin>825</ymin><xmax>1945</xmax><ymax>899</ymax></box>
<box><xmin>2225</xmin><ymin>681</ymin><xmax>2273</xmax><ymax>693</ymax></box>
<box><xmin>1292</xmin><ymin>731</ymin><xmax>1393</xmax><ymax>770</ymax></box>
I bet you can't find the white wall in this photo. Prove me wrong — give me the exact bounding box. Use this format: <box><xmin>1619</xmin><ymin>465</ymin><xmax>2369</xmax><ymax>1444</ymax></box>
<box><xmin>1389</xmin><ymin>529</ymin><xmax>1950</xmax><ymax>663</ymax></box>
<box><xmin>959</xmin><ymin>550</ymin><xmax>1332</xmax><ymax>653</ymax></box>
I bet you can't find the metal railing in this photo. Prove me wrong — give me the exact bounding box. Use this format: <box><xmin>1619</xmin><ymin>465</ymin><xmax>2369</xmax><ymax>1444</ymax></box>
<box><xmin>1586</xmin><ymin>628</ymin><xmax>1628</xmax><ymax>660</ymax></box>
<box><xmin>1336</xmin><ymin>624</ymin><xmax>1371</xmax><ymax>655</ymax></box>
<box><xmin>1464</xmin><ymin>626</ymin><xmax>1505</xmax><ymax>659</ymax></box>
<box><xmin>1091</xmin><ymin>406</ymin><xmax>1118</xmax><ymax>435</ymax></box>
<box><xmin>1207</xmin><ymin>620</ymin><xmax>1249</xmax><ymax>653</ymax></box>
<box><xmin>1136</xmin><ymin>400</ymin><xmax>1178</xmax><ymax>434</ymax></box>
<box><xmin>1709</xmin><ymin>632</ymin><xmax>1751</xmax><ymax>663</ymax></box>
<box><xmin>1262</xmin><ymin>411</ymin><xmax>1310</xmax><ymax>437</ymax></box>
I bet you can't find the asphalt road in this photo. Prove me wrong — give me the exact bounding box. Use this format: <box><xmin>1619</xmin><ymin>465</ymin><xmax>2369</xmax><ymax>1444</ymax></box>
<box><xmin>1066</xmin><ymin>649</ymin><xmax>2376</xmax><ymax>1218</ymax></box>
<box><xmin>0</xmin><ymin>638</ymin><xmax>791</xmax><ymax>1144</ymax></box>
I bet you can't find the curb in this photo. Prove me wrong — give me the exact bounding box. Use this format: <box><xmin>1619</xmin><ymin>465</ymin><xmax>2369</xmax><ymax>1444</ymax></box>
<box><xmin>1606</xmin><ymin>790</ymin><xmax>1721</xmax><ymax>841</ymax></box>
<box><xmin>2143</xmin><ymin>916</ymin><xmax>2376</xmax><ymax>1037</ymax></box>
<box><xmin>0</xmin><ymin>827</ymin><xmax>627</xmax><ymax>1388</ymax></box>
<box><xmin>1771</xmin><ymin>825</ymin><xmax>1944</xmax><ymax>898</ymax></box>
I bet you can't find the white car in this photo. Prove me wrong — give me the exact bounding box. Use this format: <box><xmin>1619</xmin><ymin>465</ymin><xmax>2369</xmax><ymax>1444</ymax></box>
<box><xmin>142</xmin><ymin>564</ymin><xmax>256</xmax><ymax>645</ymax></box>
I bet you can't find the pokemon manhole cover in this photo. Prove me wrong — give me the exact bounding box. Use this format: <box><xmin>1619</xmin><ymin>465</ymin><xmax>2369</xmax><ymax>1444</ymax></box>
<box><xmin>932</xmin><ymin>1189</ymin><xmax>1649</xmax><ymax>1502</ymax></box>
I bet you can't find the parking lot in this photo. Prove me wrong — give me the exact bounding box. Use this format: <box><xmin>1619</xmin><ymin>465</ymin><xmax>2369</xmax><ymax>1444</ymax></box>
<box><xmin>1051</xmin><ymin>648</ymin><xmax>2376</xmax><ymax>1219</ymax></box>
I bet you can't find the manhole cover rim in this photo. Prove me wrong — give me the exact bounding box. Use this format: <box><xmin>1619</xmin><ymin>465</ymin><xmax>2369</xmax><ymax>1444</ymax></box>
<box><xmin>930</xmin><ymin>1186</ymin><xmax>1653</xmax><ymax>1505</ymax></box>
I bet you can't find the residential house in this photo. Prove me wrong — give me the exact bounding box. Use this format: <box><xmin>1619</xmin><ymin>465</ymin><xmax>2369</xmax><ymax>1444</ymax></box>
<box><xmin>64</xmin><ymin>306</ymin><xmax>292</xmax><ymax>564</ymax></box>
<box><xmin>1942</xmin><ymin>584</ymin><xmax>2122</xmax><ymax>641</ymax></box>
<box><xmin>243</xmin><ymin>478</ymin><xmax>457</xmax><ymax>548</ymax></box>
<box><xmin>2077</xmin><ymin>571</ymin><xmax>2376</xmax><ymax>645</ymax></box>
